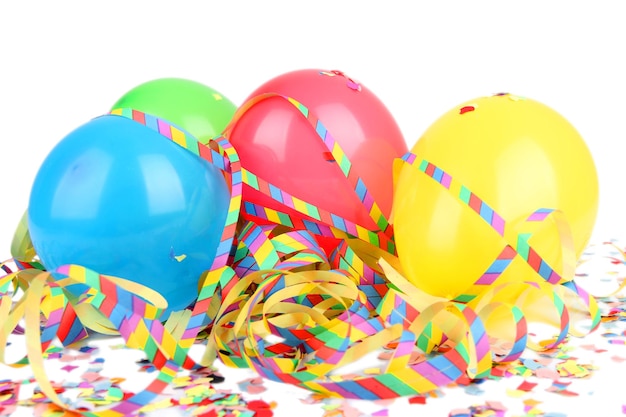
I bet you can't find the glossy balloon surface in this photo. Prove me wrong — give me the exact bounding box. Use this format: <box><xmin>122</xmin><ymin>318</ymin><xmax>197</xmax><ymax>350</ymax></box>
<box><xmin>393</xmin><ymin>93</ymin><xmax>599</xmax><ymax>299</ymax></box>
<box><xmin>226</xmin><ymin>69</ymin><xmax>407</xmax><ymax>237</ymax></box>
<box><xmin>111</xmin><ymin>77</ymin><xmax>237</xmax><ymax>144</ymax></box>
<box><xmin>28</xmin><ymin>115</ymin><xmax>230</xmax><ymax>318</ymax></box>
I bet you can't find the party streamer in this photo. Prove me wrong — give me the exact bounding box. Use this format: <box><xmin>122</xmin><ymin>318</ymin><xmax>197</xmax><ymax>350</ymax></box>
<box><xmin>402</xmin><ymin>154</ymin><xmax>598</xmax><ymax>322</ymax></box>
<box><xmin>223</xmin><ymin>93</ymin><xmax>396</xmax><ymax>253</ymax></box>
<box><xmin>0</xmin><ymin>102</ymin><xmax>603</xmax><ymax>416</ymax></box>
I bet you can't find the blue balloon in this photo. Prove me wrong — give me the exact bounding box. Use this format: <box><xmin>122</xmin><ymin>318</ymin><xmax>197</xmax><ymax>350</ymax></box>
<box><xmin>28</xmin><ymin>114</ymin><xmax>230</xmax><ymax>319</ymax></box>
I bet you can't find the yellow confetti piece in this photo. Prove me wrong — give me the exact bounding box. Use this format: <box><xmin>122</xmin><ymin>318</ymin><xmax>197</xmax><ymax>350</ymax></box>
<box><xmin>172</xmin><ymin>376</ymin><xmax>192</xmax><ymax>387</ymax></box>
<box><xmin>523</xmin><ymin>398</ymin><xmax>543</xmax><ymax>407</ymax></box>
<box><xmin>505</xmin><ymin>389</ymin><xmax>526</xmax><ymax>398</ymax></box>
<box><xmin>184</xmin><ymin>385</ymin><xmax>213</xmax><ymax>398</ymax></box>
<box><xmin>556</xmin><ymin>359</ymin><xmax>593</xmax><ymax>377</ymax></box>
<box><xmin>138</xmin><ymin>398</ymin><xmax>175</xmax><ymax>413</ymax></box>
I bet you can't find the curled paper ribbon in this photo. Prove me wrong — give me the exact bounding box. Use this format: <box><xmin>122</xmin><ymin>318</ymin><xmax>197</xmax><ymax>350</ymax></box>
<box><xmin>2</xmin><ymin>110</ymin><xmax>244</xmax><ymax>416</ymax></box>
<box><xmin>0</xmin><ymin>105</ymin><xmax>603</xmax><ymax>415</ymax></box>
<box><xmin>398</xmin><ymin>153</ymin><xmax>600</xmax><ymax>327</ymax></box>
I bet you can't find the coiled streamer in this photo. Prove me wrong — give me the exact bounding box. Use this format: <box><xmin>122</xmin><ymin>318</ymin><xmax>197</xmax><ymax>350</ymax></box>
<box><xmin>0</xmin><ymin>98</ymin><xmax>600</xmax><ymax>415</ymax></box>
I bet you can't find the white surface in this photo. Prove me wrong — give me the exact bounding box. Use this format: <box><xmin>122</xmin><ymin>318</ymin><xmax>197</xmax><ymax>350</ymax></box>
<box><xmin>1</xmin><ymin>1</ymin><xmax>626</xmax><ymax>416</ymax></box>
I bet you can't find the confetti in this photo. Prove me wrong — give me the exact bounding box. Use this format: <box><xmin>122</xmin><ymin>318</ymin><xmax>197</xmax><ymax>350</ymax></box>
<box><xmin>459</xmin><ymin>105</ymin><xmax>476</xmax><ymax>114</ymax></box>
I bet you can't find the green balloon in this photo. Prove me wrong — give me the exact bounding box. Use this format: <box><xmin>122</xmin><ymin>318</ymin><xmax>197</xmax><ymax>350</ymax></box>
<box><xmin>111</xmin><ymin>77</ymin><xmax>237</xmax><ymax>144</ymax></box>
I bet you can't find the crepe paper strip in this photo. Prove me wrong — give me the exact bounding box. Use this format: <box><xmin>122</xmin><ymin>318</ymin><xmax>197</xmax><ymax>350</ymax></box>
<box><xmin>1</xmin><ymin>108</ymin><xmax>606</xmax><ymax>414</ymax></box>
<box><xmin>467</xmin><ymin>281</ymin><xmax>569</xmax><ymax>353</ymax></box>
<box><xmin>399</xmin><ymin>154</ymin><xmax>600</xmax><ymax>330</ymax></box>
<box><xmin>234</xmin><ymin>226</ymin><xmax>330</xmax><ymax>280</ymax></box>
<box><xmin>0</xmin><ymin>269</ymin><xmax>68</xmax><ymax>367</ymax></box>
<box><xmin>226</xmin><ymin>92</ymin><xmax>392</xmax><ymax>235</ymax></box>
<box><xmin>0</xmin><ymin>111</ymin><xmax>245</xmax><ymax>415</ymax></box>
<box><xmin>0</xmin><ymin>271</ymin><xmax>141</xmax><ymax>416</ymax></box>
<box><xmin>241</xmin><ymin>185</ymin><xmax>395</xmax><ymax>255</ymax></box>
<box><xmin>299</xmin><ymin>299</ymin><xmax>487</xmax><ymax>398</ymax></box>
<box><xmin>109</xmin><ymin>109</ymin><xmax>243</xmax><ymax>352</ymax></box>
<box><xmin>221</xmin><ymin>92</ymin><xmax>395</xmax><ymax>249</ymax></box>
<box><xmin>403</xmin><ymin>154</ymin><xmax>577</xmax><ymax>294</ymax></box>
<box><xmin>377</xmin><ymin>260</ymin><xmax>492</xmax><ymax>378</ymax></box>
<box><xmin>42</xmin><ymin>265</ymin><xmax>192</xmax><ymax>415</ymax></box>
<box><xmin>472</xmin><ymin>301</ymin><xmax>528</xmax><ymax>363</ymax></box>
<box><xmin>557</xmin><ymin>280</ymin><xmax>601</xmax><ymax>336</ymax></box>
<box><xmin>200</xmin><ymin>234</ymin><xmax>494</xmax><ymax>399</ymax></box>
<box><xmin>271</xmin><ymin>228</ymin><xmax>328</xmax><ymax>262</ymax></box>
<box><xmin>236</xmin><ymin>221</ymin><xmax>282</xmax><ymax>270</ymax></box>
<box><xmin>3</xmin><ymin>259</ymin><xmax>240</xmax><ymax>416</ymax></box>
<box><xmin>379</xmin><ymin>252</ymin><xmax>597</xmax><ymax>360</ymax></box>
<box><xmin>236</xmin><ymin>271</ymin><xmax>368</xmax><ymax>364</ymax></box>
<box><xmin>206</xmin><ymin>266</ymin><xmax>367</xmax><ymax>366</ymax></box>
<box><xmin>329</xmin><ymin>236</ymin><xmax>401</xmax><ymax>312</ymax></box>
<box><xmin>10</xmin><ymin>211</ymin><xmax>37</xmax><ymax>263</ymax></box>
<box><xmin>24</xmin><ymin>272</ymin><xmax>185</xmax><ymax>417</ymax></box>
<box><xmin>109</xmin><ymin>108</ymin><xmax>242</xmax><ymax>269</ymax></box>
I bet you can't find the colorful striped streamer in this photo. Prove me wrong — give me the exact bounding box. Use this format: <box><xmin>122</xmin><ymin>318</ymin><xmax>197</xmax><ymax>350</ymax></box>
<box><xmin>0</xmin><ymin>109</ymin><xmax>246</xmax><ymax>415</ymax></box>
<box><xmin>195</xmin><ymin>223</ymin><xmax>498</xmax><ymax>398</ymax></box>
<box><xmin>400</xmin><ymin>153</ymin><xmax>600</xmax><ymax>330</ymax></box>
<box><xmin>1</xmin><ymin>107</ymin><xmax>606</xmax><ymax>415</ymax></box>
<box><xmin>221</xmin><ymin>92</ymin><xmax>395</xmax><ymax>251</ymax></box>
<box><xmin>402</xmin><ymin>152</ymin><xmax>575</xmax><ymax>288</ymax></box>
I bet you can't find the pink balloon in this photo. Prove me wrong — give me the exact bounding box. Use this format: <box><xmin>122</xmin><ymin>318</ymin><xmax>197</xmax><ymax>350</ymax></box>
<box><xmin>226</xmin><ymin>69</ymin><xmax>407</xmax><ymax>251</ymax></box>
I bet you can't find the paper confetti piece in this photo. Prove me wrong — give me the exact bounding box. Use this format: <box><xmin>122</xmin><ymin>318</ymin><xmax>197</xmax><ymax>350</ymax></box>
<box><xmin>516</xmin><ymin>380</ymin><xmax>537</xmax><ymax>392</ymax></box>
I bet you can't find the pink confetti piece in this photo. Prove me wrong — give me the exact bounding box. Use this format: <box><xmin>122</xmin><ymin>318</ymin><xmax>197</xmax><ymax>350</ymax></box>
<box><xmin>448</xmin><ymin>408</ymin><xmax>471</xmax><ymax>417</ymax></box>
<box><xmin>245</xmin><ymin>384</ymin><xmax>267</xmax><ymax>395</ymax></box>
<box><xmin>534</xmin><ymin>367</ymin><xmax>561</xmax><ymax>380</ymax></box>
<box><xmin>80</xmin><ymin>372</ymin><xmax>102</xmax><ymax>383</ymax></box>
<box><xmin>486</xmin><ymin>400</ymin><xmax>507</xmax><ymax>411</ymax></box>
<box><xmin>60</xmin><ymin>364</ymin><xmax>79</xmax><ymax>372</ymax></box>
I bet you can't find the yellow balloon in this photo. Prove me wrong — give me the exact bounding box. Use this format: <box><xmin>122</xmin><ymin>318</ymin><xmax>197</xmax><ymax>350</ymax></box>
<box><xmin>392</xmin><ymin>93</ymin><xmax>599</xmax><ymax>301</ymax></box>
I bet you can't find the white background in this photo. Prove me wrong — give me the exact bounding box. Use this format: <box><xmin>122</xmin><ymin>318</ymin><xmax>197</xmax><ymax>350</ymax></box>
<box><xmin>1</xmin><ymin>1</ymin><xmax>625</xmax><ymax>249</ymax></box>
<box><xmin>1</xmin><ymin>1</ymin><xmax>626</xmax><ymax>416</ymax></box>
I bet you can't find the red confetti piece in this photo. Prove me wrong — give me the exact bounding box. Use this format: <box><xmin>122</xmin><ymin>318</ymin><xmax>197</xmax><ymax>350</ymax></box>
<box><xmin>248</xmin><ymin>399</ymin><xmax>274</xmax><ymax>417</ymax></box>
<box><xmin>459</xmin><ymin>105</ymin><xmax>475</xmax><ymax>114</ymax></box>
<box><xmin>408</xmin><ymin>395</ymin><xmax>427</xmax><ymax>404</ymax></box>
<box><xmin>517</xmin><ymin>381</ymin><xmax>537</xmax><ymax>392</ymax></box>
